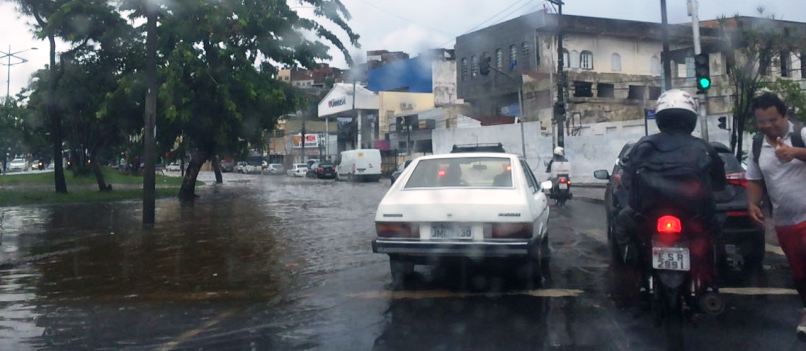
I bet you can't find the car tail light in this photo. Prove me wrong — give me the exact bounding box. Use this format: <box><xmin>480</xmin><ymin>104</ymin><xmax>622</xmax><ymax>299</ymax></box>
<box><xmin>438</xmin><ymin>169</ymin><xmax>446</xmax><ymax>177</ymax></box>
<box><xmin>376</xmin><ymin>222</ymin><xmax>419</xmax><ymax>238</ymax></box>
<box><xmin>491</xmin><ymin>223</ymin><xmax>533</xmax><ymax>239</ymax></box>
<box><xmin>726</xmin><ymin>172</ymin><xmax>748</xmax><ymax>188</ymax></box>
<box><xmin>656</xmin><ymin>215</ymin><xmax>682</xmax><ymax>234</ymax></box>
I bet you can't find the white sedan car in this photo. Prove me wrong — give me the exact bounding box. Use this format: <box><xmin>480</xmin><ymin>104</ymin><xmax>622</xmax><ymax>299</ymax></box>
<box><xmin>8</xmin><ymin>158</ymin><xmax>29</xmax><ymax>172</ymax></box>
<box><xmin>372</xmin><ymin>153</ymin><xmax>551</xmax><ymax>286</ymax></box>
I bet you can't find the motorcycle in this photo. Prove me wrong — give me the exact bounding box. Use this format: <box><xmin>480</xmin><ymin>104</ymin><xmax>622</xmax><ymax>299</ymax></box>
<box><xmin>640</xmin><ymin>211</ymin><xmax>724</xmax><ymax>326</ymax></box>
<box><xmin>549</xmin><ymin>174</ymin><xmax>572</xmax><ymax>207</ymax></box>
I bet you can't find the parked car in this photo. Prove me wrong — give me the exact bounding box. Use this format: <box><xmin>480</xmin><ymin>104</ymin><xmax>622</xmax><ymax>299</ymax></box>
<box><xmin>593</xmin><ymin>141</ymin><xmax>765</xmax><ymax>271</ymax></box>
<box><xmin>267</xmin><ymin>163</ymin><xmax>284</xmax><ymax>175</ymax></box>
<box><xmin>8</xmin><ymin>158</ymin><xmax>28</xmax><ymax>172</ymax></box>
<box><xmin>235</xmin><ymin>161</ymin><xmax>248</xmax><ymax>173</ymax></box>
<box><xmin>389</xmin><ymin>160</ymin><xmax>412</xmax><ymax>186</ymax></box>
<box><xmin>286</xmin><ymin>163</ymin><xmax>308</xmax><ymax>177</ymax></box>
<box><xmin>336</xmin><ymin>149</ymin><xmax>382</xmax><ymax>182</ymax></box>
<box><xmin>307</xmin><ymin>162</ymin><xmax>336</xmax><ymax>179</ymax></box>
<box><xmin>165</xmin><ymin>162</ymin><xmax>182</xmax><ymax>172</ymax></box>
<box><xmin>372</xmin><ymin>152</ymin><xmax>551</xmax><ymax>287</ymax></box>
<box><xmin>220</xmin><ymin>159</ymin><xmax>235</xmax><ymax>172</ymax></box>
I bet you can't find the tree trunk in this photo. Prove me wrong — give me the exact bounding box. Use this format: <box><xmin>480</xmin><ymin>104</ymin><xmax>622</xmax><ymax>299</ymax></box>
<box><xmin>90</xmin><ymin>152</ymin><xmax>111</xmax><ymax>192</ymax></box>
<box><xmin>48</xmin><ymin>35</ymin><xmax>67</xmax><ymax>193</ymax></box>
<box><xmin>212</xmin><ymin>156</ymin><xmax>223</xmax><ymax>184</ymax></box>
<box><xmin>142</xmin><ymin>5</ymin><xmax>158</xmax><ymax>224</ymax></box>
<box><xmin>178</xmin><ymin>150</ymin><xmax>207</xmax><ymax>201</ymax></box>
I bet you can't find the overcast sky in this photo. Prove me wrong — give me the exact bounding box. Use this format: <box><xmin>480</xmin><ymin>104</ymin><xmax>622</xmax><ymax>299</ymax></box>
<box><xmin>2</xmin><ymin>0</ymin><xmax>806</xmax><ymax>97</ymax></box>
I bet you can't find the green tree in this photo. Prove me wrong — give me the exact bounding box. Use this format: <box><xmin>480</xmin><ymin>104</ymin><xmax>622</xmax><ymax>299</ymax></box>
<box><xmin>12</xmin><ymin>0</ymin><xmax>130</xmax><ymax>192</ymax></box>
<box><xmin>119</xmin><ymin>0</ymin><xmax>359</xmax><ymax>201</ymax></box>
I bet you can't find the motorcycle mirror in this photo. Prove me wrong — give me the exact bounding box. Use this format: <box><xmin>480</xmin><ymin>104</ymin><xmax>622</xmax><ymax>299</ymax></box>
<box><xmin>540</xmin><ymin>181</ymin><xmax>553</xmax><ymax>190</ymax></box>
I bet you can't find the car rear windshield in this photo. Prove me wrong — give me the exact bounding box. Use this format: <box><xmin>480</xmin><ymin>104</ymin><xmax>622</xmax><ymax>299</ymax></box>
<box><xmin>405</xmin><ymin>157</ymin><xmax>513</xmax><ymax>188</ymax></box>
<box><xmin>718</xmin><ymin>153</ymin><xmax>744</xmax><ymax>173</ymax></box>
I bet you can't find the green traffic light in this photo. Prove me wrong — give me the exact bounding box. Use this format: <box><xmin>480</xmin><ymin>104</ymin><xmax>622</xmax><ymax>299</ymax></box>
<box><xmin>699</xmin><ymin>78</ymin><xmax>711</xmax><ymax>89</ymax></box>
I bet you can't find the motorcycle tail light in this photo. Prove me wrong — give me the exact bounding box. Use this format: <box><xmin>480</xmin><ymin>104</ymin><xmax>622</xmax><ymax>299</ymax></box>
<box><xmin>726</xmin><ymin>172</ymin><xmax>748</xmax><ymax>188</ymax></box>
<box><xmin>657</xmin><ymin>215</ymin><xmax>682</xmax><ymax>234</ymax></box>
<box><xmin>559</xmin><ymin>177</ymin><xmax>568</xmax><ymax>184</ymax></box>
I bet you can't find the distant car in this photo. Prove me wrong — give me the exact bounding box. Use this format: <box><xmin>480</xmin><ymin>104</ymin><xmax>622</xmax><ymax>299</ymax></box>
<box><xmin>390</xmin><ymin>160</ymin><xmax>412</xmax><ymax>186</ymax></box>
<box><xmin>267</xmin><ymin>164</ymin><xmax>284</xmax><ymax>175</ymax></box>
<box><xmin>372</xmin><ymin>153</ymin><xmax>551</xmax><ymax>286</ymax></box>
<box><xmin>30</xmin><ymin>159</ymin><xmax>45</xmax><ymax>170</ymax></box>
<box><xmin>166</xmin><ymin>162</ymin><xmax>182</xmax><ymax>172</ymax></box>
<box><xmin>307</xmin><ymin>162</ymin><xmax>336</xmax><ymax>179</ymax></box>
<box><xmin>8</xmin><ymin>158</ymin><xmax>28</xmax><ymax>172</ymax></box>
<box><xmin>220</xmin><ymin>159</ymin><xmax>235</xmax><ymax>172</ymax></box>
<box><xmin>235</xmin><ymin>161</ymin><xmax>247</xmax><ymax>173</ymax></box>
<box><xmin>593</xmin><ymin>141</ymin><xmax>765</xmax><ymax>271</ymax></box>
<box><xmin>336</xmin><ymin>149</ymin><xmax>382</xmax><ymax>182</ymax></box>
<box><xmin>287</xmin><ymin>163</ymin><xmax>308</xmax><ymax>177</ymax></box>
<box><xmin>244</xmin><ymin>162</ymin><xmax>263</xmax><ymax>174</ymax></box>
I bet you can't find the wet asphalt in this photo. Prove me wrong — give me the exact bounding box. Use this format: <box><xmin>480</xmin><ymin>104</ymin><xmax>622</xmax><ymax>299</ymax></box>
<box><xmin>0</xmin><ymin>172</ymin><xmax>803</xmax><ymax>350</ymax></box>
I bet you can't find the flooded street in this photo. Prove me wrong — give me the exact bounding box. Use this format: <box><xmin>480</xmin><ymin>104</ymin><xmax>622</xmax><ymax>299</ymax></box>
<box><xmin>0</xmin><ymin>173</ymin><xmax>803</xmax><ymax>350</ymax></box>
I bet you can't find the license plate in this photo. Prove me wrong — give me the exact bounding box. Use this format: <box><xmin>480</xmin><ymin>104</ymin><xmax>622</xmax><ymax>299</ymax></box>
<box><xmin>559</xmin><ymin>183</ymin><xmax>568</xmax><ymax>190</ymax></box>
<box><xmin>652</xmin><ymin>247</ymin><xmax>690</xmax><ymax>271</ymax></box>
<box><xmin>431</xmin><ymin>224</ymin><xmax>473</xmax><ymax>239</ymax></box>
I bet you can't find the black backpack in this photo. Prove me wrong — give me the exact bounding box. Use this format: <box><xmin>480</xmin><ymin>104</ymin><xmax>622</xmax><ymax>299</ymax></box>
<box><xmin>752</xmin><ymin>122</ymin><xmax>805</xmax><ymax>165</ymax></box>
<box><xmin>628</xmin><ymin>136</ymin><xmax>715</xmax><ymax>215</ymax></box>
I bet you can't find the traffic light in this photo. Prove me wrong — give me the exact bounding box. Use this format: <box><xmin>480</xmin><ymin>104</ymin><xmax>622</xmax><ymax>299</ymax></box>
<box><xmin>479</xmin><ymin>56</ymin><xmax>491</xmax><ymax>76</ymax></box>
<box><xmin>718</xmin><ymin>116</ymin><xmax>727</xmax><ymax>130</ymax></box>
<box><xmin>694</xmin><ymin>53</ymin><xmax>711</xmax><ymax>92</ymax></box>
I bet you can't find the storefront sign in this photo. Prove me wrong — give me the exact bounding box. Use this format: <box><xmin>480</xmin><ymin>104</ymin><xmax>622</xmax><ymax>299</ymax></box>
<box><xmin>328</xmin><ymin>97</ymin><xmax>347</xmax><ymax>108</ymax></box>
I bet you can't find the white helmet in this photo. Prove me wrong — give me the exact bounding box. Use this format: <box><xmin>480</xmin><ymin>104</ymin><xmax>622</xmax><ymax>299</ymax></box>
<box><xmin>655</xmin><ymin>89</ymin><xmax>698</xmax><ymax>133</ymax></box>
<box><xmin>656</xmin><ymin>89</ymin><xmax>697</xmax><ymax>116</ymax></box>
<box><xmin>553</xmin><ymin>146</ymin><xmax>565</xmax><ymax>156</ymax></box>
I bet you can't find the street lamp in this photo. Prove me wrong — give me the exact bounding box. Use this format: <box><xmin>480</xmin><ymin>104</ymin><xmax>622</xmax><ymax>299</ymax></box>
<box><xmin>0</xmin><ymin>46</ymin><xmax>38</xmax><ymax>103</ymax></box>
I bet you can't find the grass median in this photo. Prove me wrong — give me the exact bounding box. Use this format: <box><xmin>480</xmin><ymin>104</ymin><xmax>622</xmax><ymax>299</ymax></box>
<box><xmin>0</xmin><ymin>167</ymin><xmax>197</xmax><ymax>207</ymax></box>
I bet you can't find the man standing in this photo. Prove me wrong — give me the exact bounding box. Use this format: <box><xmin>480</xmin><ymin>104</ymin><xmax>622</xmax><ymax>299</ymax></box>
<box><xmin>746</xmin><ymin>92</ymin><xmax>806</xmax><ymax>337</ymax></box>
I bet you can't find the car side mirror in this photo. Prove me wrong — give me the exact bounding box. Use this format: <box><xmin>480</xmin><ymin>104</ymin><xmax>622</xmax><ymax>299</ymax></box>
<box><xmin>593</xmin><ymin>170</ymin><xmax>610</xmax><ymax>180</ymax></box>
<box><xmin>540</xmin><ymin>181</ymin><xmax>553</xmax><ymax>191</ymax></box>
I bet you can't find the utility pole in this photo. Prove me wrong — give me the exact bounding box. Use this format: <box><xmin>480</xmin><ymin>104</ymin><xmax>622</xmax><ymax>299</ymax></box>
<box><xmin>688</xmin><ymin>0</ymin><xmax>709</xmax><ymax>141</ymax></box>
<box><xmin>143</xmin><ymin>4</ymin><xmax>158</xmax><ymax>225</ymax></box>
<box><xmin>660</xmin><ymin>0</ymin><xmax>673</xmax><ymax>90</ymax></box>
<box><xmin>549</xmin><ymin>0</ymin><xmax>566</xmax><ymax>148</ymax></box>
<box><xmin>1</xmin><ymin>46</ymin><xmax>37</xmax><ymax>104</ymax></box>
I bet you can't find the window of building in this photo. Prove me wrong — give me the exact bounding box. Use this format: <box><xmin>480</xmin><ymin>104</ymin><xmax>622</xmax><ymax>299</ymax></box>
<box><xmin>460</xmin><ymin>58</ymin><xmax>467</xmax><ymax>81</ymax></box>
<box><xmin>628</xmin><ymin>85</ymin><xmax>646</xmax><ymax>99</ymax></box>
<box><xmin>509</xmin><ymin>45</ymin><xmax>518</xmax><ymax>70</ymax></box>
<box><xmin>580</xmin><ymin>51</ymin><xmax>593</xmax><ymax>70</ymax></box>
<box><xmin>534</xmin><ymin>34</ymin><xmax>540</xmax><ymax>66</ymax></box>
<box><xmin>562</xmin><ymin>49</ymin><xmax>570</xmax><ymax>69</ymax></box>
<box><xmin>685</xmin><ymin>56</ymin><xmax>695</xmax><ymax>77</ymax></box>
<box><xmin>573</xmin><ymin>81</ymin><xmax>593</xmax><ymax>97</ymax></box>
<box><xmin>521</xmin><ymin>42</ymin><xmax>529</xmax><ymax>67</ymax></box>
<box><xmin>649</xmin><ymin>86</ymin><xmax>661</xmax><ymax>100</ymax></box>
<box><xmin>597</xmin><ymin>83</ymin><xmax>615</xmax><ymax>98</ymax></box>
<box><xmin>471</xmin><ymin>56</ymin><xmax>478</xmax><ymax>78</ymax></box>
<box><xmin>571</xmin><ymin>50</ymin><xmax>580</xmax><ymax>69</ymax></box>
<box><xmin>495</xmin><ymin>49</ymin><xmax>503</xmax><ymax>70</ymax></box>
<box><xmin>801</xmin><ymin>50</ymin><xmax>806</xmax><ymax>79</ymax></box>
<box><xmin>611</xmin><ymin>53</ymin><xmax>621</xmax><ymax>72</ymax></box>
<box><xmin>781</xmin><ymin>50</ymin><xmax>790</xmax><ymax>77</ymax></box>
<box><xmin>650</xmin><ymin>55</ymin><xmax>661</xmax><ymax>75</ymax></box>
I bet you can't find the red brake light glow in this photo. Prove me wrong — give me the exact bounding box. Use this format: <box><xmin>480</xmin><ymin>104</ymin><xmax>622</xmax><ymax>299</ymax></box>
<box><xmin>657</xmin><ymin>215</ymin><xmax>682</xmax><ymax>234</ymax></box>
<box><xmin>438</xmin><ymin>170</ymin><xmax>446</xmax><ymax>177</ymax></box>
<box><xmin>491</xmin><ymin>223</ymin><xmax>533</xmax><ymax>239</ymax></box>
<box><xmin>559</xmin><ymin>177</ymin><xmax>568</xmax><ymax>184</ymax></box>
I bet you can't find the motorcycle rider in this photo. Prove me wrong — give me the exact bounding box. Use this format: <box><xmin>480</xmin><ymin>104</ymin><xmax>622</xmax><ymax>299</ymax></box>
<box><xmin>613</xmin><ymin>89</ymin><xmax>726</xmax><ymax>287</ymax></box>
<box><xmin>545</xmin><ymin>146</ymin><xmax>571</xmax><ymax>197</ymax></box>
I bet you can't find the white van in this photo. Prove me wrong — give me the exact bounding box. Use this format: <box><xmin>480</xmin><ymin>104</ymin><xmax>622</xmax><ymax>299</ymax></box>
<box><xmin>336</xmin><ymin>149</ymin><xmax>382</xmax><ymax>182</ymax></box>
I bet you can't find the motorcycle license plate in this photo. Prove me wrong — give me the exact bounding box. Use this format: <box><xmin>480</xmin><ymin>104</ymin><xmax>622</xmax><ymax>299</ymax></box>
<box><xmin>559</xmin><ymin>183</ymin><xmax>568</xmax><ymax>190</ymax></box>
<box><xmin>652</xmin><ymin>247</ymin><xmax>690</xmax><ymax>271</ymax></box>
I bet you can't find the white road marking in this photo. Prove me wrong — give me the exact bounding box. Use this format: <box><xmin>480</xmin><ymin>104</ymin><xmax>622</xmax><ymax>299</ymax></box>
<box><xmin>348</xmin><ymin>289</ymin><xmax>584</xmax><ymax>300</ymax></box>
<box><xmin>720</xmin><ymin>287</ymin><xmax>799</xmax><ymax>295</ymax></box>
<box><xmin>765</xmin><ymin>244</ymin><xmax>786</xmax><ymax>256</ymax></box>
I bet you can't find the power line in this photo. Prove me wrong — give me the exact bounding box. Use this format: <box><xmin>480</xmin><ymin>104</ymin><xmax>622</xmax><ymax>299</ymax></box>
<box><xmin>440</xmin><ymin>0</ymin><xmax>538</xmax><ymax>47</ymax></box>
<box><xmin>463</xmin><ymin>0</ymin><xmax>533</xmax><ymax>34</ymax></box>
